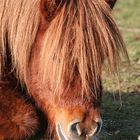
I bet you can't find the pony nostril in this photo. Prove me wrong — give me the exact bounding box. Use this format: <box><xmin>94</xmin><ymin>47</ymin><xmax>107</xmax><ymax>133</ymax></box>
<box><xmin>88</xmin><ymin>121</ymin><xmax>102</xmax><ymax>137</ymax></box>
<box><xmin>68</xmin><ymin>120</ymin><xmax>102</xmax><ymax>138</ymax></box>
<box><xmin>69</xmin><ymin>122</ymin><xmax>82</xmax><ymax>136</ymax></box>
<box><xmin>96</xmin><ymin>121</ymin><xmax>102</xmax><ymax>134</ymax></box>
<box><xmin>76</xmin><ymin>123</ymin><xmax>82</xmax><ymax>136</ymax></box>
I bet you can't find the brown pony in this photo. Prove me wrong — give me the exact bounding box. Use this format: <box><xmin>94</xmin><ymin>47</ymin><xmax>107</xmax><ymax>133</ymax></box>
<box><xmin>0</xmin><ymin>0</ymin><xmax>128</xmax><ymax>139</ymax></box>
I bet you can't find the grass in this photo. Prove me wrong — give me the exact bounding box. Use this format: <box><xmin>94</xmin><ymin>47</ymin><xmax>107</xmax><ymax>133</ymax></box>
<box><xmin>100</xmin><ymin>0</ymin><xmax>140</xmax><ymax>139</ymax></box>
<box><xmin>99</xmin><ymin>92</ymin><xmax>140</xmax><ymax>140</ymax></box>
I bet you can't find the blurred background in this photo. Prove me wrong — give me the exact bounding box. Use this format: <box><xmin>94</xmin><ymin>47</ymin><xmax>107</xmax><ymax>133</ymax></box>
<box><xmin>101</xmin><ymin>0</ymin><xmax>140</xmax><ymax>139</ymax></box>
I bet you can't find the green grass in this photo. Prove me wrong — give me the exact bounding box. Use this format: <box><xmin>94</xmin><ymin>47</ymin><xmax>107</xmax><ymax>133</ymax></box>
<box><xmin>99</xmin><ymin>92</ymin><xmax>140</xmax><ymax>140</ymax></box>
<box><xmin>100</xmin><ymin>0</ymin><xmax>140</xmax><ymax>139</ymax></box>
<box><xmin>114</xmin><ymin>0</ymin><xmax>140</xmax><ymax>28</ymax></box>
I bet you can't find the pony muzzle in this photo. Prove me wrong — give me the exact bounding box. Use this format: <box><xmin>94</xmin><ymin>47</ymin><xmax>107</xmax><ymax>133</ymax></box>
<box><xmin>56</xmin><ymin>119</ymin><xmax>102</xmax><ymax>140</ymax></box>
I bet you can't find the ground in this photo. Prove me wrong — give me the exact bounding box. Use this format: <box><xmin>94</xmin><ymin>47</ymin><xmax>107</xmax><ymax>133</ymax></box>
<box><xmin>99</xmin><ymin>0</ymin><xmax>140</xmax><ymax>139</ymax></box>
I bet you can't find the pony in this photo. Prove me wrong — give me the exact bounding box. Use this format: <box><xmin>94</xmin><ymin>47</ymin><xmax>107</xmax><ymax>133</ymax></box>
<box><xmin>0</xmin><ymin>0</ymin><xmax>128</xmax><ymax>139</ymax></box>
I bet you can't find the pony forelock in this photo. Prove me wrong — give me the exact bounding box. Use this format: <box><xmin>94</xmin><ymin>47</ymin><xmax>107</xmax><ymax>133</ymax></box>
<box><xmin>0</xmin><ymin>0</ymin><xmax>128</xmax><ymax>99</ymax></box>
<box><xmin>39</xmin><ymin>0</ymin><xmax>128</xmax><ymax>98</ymax></box>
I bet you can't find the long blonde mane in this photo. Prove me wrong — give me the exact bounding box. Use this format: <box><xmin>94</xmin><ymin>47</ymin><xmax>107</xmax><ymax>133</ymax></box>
<box><xmin>39</xmin><ymin>0</ymin><xmax>128</xmax><ymax>98</ymax></box>
<box><xmin>0</xmin><ymin>0</ymin><xmax>128</xmax><ymax>98</ymax></box>
<box><xmin>0</xmin><ymin>0</ymin><xmax>40</xmax><ymax>80</ymax></box>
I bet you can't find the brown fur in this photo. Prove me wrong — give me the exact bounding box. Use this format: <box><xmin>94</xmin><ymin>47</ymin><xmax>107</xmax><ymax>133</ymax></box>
<box><xmin>0</xmin><ymin>0</ymin><xmax>128</xmax><ymax>139</ymax></box>
<box><xmin>0</xmin><ymin>82</ymin><xmax>38</xmax><ymax>139</ymax></box>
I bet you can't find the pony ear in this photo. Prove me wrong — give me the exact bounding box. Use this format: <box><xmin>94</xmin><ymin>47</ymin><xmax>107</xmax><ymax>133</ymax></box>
<box><xmin>40</xmin><ymin>0</ymin><xmax>117</xmax><ymax>22</ymax></box>
<box><xmin>105</xmin><ymin>0</ymin><xmax>117</xmax><ymax>9</ymax></box>
<box><xmin>40</xmin><ymin>0</ymin><xmax>62</xmax><ymax>22</ymax></box>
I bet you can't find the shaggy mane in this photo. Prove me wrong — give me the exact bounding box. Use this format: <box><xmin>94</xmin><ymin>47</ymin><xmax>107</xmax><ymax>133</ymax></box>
<box><xmin>0</xmin><ymin>0</ymin><xmax>128</xmax><ymax>98</ymax></box>
<box><xmin>0</xmin><ymin>0</ymin><xmax>40</xmax><ymax>81</ymax></box>
<box><xmin>39</xmin><ymin>0</ymin><xmax>128</xmax><ymax>98</ymax></box>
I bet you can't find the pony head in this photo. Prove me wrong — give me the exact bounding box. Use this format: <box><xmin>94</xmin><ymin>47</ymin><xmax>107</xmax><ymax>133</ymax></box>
<box><xmin>26</xmin><ymin>0</ymin><xmax>128</xmax><ymax>139</ymax></box>
<box><xmin>27</xmin><ymin>0</ymin><xmax>127</xmax><ymax>139</ymax></box>
<box><xmin>0</xmin><ymin>0</ymin><xmax>127</xmax><ymax>139</ymax></box>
